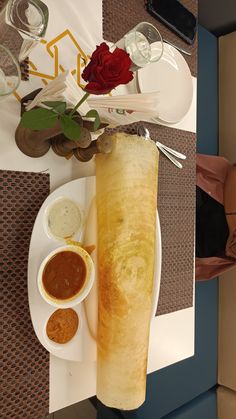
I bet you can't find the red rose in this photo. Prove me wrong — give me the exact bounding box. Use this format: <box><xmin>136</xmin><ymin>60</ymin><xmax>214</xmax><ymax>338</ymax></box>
<box><xmin>82</xmin><ymin>42</ymin><xmax>133</xmax><ymax>95</ymax></box>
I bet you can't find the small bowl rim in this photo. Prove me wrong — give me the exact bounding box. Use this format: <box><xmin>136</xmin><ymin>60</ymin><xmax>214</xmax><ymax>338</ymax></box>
<box><xmin>37</xmin><ymin>245</ymin><xmax>95</xmax><ymax>308</ymax></box>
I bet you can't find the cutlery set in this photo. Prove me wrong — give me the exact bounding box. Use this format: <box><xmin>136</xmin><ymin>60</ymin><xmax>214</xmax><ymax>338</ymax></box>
<box><xmin>138</xmin><ymin>126</ymin><xmax>186</xmax><ymax>169</ymax></box>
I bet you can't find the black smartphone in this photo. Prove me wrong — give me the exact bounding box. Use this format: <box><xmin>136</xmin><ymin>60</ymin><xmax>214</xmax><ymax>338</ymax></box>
<box><xmin>146</xmin><ymin>0</ymin><xmax>197</xmax><ymax>44</ymax></box>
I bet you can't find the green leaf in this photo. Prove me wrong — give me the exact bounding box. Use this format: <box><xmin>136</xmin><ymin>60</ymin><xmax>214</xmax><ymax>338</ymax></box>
<box><xmin>20</xmin><ymin>108</ymin><xmax>58</xmax><ymax>130</ymax></box>
<box><xmin>43</xmin><ymin>101</ymin><xmax>67</xmax><ymax>113</ymax></box>
<box><xmin>85</xmin><ymin>109</ymin><xmax>101</xmax><ymax>131</ymax></box>
<box><xmin>60</xmin><ymin>114</ymin><xmax>81</xmax><ymax>141</ymax></box>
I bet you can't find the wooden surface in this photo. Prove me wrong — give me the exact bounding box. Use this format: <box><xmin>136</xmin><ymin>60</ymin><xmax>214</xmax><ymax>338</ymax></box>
<box><xmin>219</xmin><ymin>31</ymin><xmax>236</xmax><ymax>162</ymax></box>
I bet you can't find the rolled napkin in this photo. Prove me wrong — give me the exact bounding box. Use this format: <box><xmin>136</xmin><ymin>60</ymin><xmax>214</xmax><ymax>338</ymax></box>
<box><xmin>96</xmin><ymin>132</ymin><xmax>159</xmax><ymax>410</ymax></box>
<box><xmin>87</xmin><ymin>92</ymin><xmax>160</xmax><ymax>114</ymax></box>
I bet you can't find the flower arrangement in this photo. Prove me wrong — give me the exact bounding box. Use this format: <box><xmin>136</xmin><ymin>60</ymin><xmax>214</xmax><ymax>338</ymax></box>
<box><xmin>20</xmin><ymin>42</ymin><xmax>134</xmax><ymax>141</ymax></box>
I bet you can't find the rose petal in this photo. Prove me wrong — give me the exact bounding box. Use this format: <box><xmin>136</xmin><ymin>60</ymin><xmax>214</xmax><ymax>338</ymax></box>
<box><xmin>84</xmin><ymin>81</ymin><xmax>112</xmax><ymax>95</ymax></box>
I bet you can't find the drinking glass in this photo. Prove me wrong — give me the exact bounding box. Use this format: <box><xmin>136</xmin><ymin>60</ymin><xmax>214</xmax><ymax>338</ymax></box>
<box><xmin>116</xmin><ymin>22</ymin><xmax>163</xmax><ymax>70</ymax></box>
<box><xmin>0</xmin><ymin>45</ymin><xmax>21</xmax><ymax>97</ymax></box>
<box><xmin>116</xmin><ymin>22</ymin><xmax>163</xmax><ymax>71</ymax></box>
<box><xmin>0</xmin><ymin>0</ymin><xmax>48</xmax><ymax>62</ymax></box>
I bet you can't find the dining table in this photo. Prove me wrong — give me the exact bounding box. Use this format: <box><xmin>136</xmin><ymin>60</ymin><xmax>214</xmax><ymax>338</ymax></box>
<box><xmin>0</xmin><ymin>0</ymin><xmax>197</xmax><ymax>416</ymax></box>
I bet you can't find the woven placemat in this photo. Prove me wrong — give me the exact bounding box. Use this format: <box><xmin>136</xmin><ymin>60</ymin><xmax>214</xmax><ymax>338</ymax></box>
<box><xmin>103</xmin><ymin>0</ymin><xmax>198</xmax><ymax>77</ymax></box>
<box><xmin>103</xmin><ymin>0</ymin><xmax>197</xmax><ymax>314</ymax></box>
<box><xmin>0</xmin><ymin>0</ymin><xmax>29</xmax><ymax>81</ymax></box>
<box><xmin>0</xmin><ymin>170</ymin><xmax>50</xmax><ymax>417</ymax></box>
<box><xmin>106</xmin><ymin>123</ymin><xmax>195</xmax><ymax>315</ymax></box>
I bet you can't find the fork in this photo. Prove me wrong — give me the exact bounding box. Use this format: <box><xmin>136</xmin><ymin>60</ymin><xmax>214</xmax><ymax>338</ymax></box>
<box><xmin>156</xmin><ymin>143</ymin><xmax>183</xmax><ymax>169</ymax></box>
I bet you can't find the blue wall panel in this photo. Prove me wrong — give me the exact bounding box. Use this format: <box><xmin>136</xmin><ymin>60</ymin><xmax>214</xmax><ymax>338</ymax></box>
<box><xmin>197</xmin><ymin>26</ymin><xmax>218</xmax><ymax>155</ymax></box>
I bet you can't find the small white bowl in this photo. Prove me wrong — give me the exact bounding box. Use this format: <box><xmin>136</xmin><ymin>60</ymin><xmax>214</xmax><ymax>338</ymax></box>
<box><xmin>44</xmin><ymin>197</ymin><xmax>84</xmax><ymax>243</ymax></box>
<box><xmin>43</xmin><ymin>306</ymin><xmax>82</xmax><ymax>349</ymax></box>
<box><xmin>38</xmin><ymin>245</ymin><xmax>95</xmax><ymax>308</ymax></box>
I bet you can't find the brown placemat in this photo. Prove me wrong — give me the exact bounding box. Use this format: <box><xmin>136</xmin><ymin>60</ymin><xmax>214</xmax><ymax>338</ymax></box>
<box><xmin>0</xmin><ymin>170</ymin><xmax>50</xmax><ymax>417</ymax></box>
<box><xmin>103</xmin><ymin>0</ymin><xmax>198</xmax><ymax>77</ymax></box>
<box><xmin>106</xmin><ymin>123</ymin><xmax>196</xmax><ymax>315</ymax></box>
<box><xmin>0</xmin><ymin>0</ymin><xmax>29</xmax><ymax>81</ymax></box>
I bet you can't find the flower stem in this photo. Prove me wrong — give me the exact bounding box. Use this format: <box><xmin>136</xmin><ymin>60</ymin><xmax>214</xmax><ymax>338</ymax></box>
<box><xmin>69</xmin><ymin>92</ymin><xmax>90</xmax><ymax>117</ymax></box>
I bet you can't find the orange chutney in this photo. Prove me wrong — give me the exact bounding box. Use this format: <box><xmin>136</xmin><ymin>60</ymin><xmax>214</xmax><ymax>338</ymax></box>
<box><xmin>42</xmin><ymin>251</ymin><xmax>86</xmax><ymax>300</ymax></box>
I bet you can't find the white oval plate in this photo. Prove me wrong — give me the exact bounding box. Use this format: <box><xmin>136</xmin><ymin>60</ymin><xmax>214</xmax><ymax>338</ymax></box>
<box><xmin>138</xmin><ymin>42</ymin><xmax>193</xmax><ymax>124</ymax></box>
<box><xmin>28</xmin><ymin>176</ymin><xmax>162</xmax><ymax>361</ymax></box>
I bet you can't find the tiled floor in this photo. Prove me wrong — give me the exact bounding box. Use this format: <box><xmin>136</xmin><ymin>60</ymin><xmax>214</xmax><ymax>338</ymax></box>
<box><xmin>47</xmin><ymin>399</ymin><xmax>97</xmax><ymax>419</ymax></box>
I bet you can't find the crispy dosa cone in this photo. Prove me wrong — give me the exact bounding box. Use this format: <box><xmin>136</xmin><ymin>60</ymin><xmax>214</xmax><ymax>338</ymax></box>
<box><xmin>96</xmin><ymin>132</ymin><xmax>159</xmax><ymax>409</ymax></box>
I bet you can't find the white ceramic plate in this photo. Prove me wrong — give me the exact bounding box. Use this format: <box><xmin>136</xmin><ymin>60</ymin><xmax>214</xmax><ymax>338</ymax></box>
<box><xmin>138</xmin><ymin>42</ymin><xmax>193</xmax><ymax>124</ymax></box>
<box><xmin>28</xmin><ymin>176</ymin><xmax>162</xmax><ymax>361</ymax></box>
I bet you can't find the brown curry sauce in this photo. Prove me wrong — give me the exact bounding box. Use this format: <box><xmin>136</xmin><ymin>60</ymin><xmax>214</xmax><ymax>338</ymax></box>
<box><xmin>42</xmin><ymin>251</ymin><xmax>86</xmax><ymax>300</ymax></box>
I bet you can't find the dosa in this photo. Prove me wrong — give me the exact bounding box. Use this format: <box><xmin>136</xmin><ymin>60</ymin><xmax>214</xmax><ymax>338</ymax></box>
<box><xmin>96</xmin><ymin>132</ymin><xmax>159</xmax><ymax>409</ymax></box>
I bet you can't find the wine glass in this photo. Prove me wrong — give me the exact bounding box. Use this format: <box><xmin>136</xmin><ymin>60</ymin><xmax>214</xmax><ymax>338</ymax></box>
<box><xmin>0</xmin><ymin>0</ymin><xmax>48</xmax><ymax>62</ymax></box>
<box><xmin>0</xmin><ymin>45</ymin><xmax>21</xmax><ymax>97</ymax></box>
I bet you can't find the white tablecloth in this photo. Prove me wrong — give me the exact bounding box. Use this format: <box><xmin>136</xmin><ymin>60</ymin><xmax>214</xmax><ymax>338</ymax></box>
<box><xmin>0</xmin><ymin>0</ymin><xmax>196</xmax><ymax>412</ymax></box>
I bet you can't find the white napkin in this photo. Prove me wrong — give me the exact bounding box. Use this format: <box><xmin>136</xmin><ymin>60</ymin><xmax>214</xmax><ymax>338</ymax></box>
<box><xmin>25</xmin><ymin>71</ymin><xmax>90</xmax><ymax>116</ymax></box>
<box><xmin>88</xmin><ymin>92</ymin><xmax>160</xmax><ymax>114</ymax></box>
<box><xmin>25</xmin><ymin>71</ymin><xmax>69</xmax><ymax>110</ymax></box>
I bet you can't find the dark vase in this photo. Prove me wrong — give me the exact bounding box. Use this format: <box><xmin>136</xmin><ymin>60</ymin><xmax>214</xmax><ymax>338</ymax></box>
<box><xmin>15</xmin><ymin>89</ymin><xmax>89</xmax><ymax>158</ymax></box>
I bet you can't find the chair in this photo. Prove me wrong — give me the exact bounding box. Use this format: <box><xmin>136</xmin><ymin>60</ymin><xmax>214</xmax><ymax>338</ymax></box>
<box><xmin>196</xmin><ymin>154</ymin><xmax>236</xmax><ymax>280</ymax></box>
